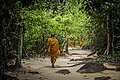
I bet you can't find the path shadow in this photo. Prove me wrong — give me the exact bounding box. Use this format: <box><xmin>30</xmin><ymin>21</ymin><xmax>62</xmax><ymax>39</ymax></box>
<box><xmin>70</xmin><ymin>53</ymin><xmax>88</xmax><ymax>55</ymax></box>
<box><xmin>45</xmin><ymin>62</ymin><xmax>86</xmax><ymax>68</ymax></box>
<box><xmin>45</xmin><ymin>57</ymin><xmax>94</xmax><ymax>68</ymax></box>
<box><xmin>70</xmin><ymin>57</ymin><xmax>94</xmax><ymax>61</ymax></box>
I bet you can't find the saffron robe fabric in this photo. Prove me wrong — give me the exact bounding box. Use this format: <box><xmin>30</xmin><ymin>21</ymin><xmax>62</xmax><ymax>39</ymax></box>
<box><xmin>71</xmin><ymin>40</ymin><xmax>75</xmax><ymax>48</ymax></box>
<box><xmin>79</xmin><ymin>39</ymin><xmax>84</xmax><ymax>48</ymax></box>
<box><xmin>47</xmin><ymin>37</ymin><xmax>60</xmax><ymax>61</ymax></box>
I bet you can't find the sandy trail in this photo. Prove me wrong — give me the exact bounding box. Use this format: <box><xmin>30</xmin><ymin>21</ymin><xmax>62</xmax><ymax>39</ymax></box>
<box><xmin>6</xmin><ymin>49</ymin><xmax>120</xmax><ymax>80</ymax></box>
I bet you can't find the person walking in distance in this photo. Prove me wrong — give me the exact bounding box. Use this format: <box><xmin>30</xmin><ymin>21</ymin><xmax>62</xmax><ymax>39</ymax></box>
<box><xmin>47</xmin><ymin>33</ymin><xmax>60</xmax><ymax>68</ymax></box>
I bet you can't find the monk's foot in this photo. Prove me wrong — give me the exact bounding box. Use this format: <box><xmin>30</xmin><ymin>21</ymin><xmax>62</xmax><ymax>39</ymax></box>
<box><xmin>52</xmin><ymin>65</ymin><xmax>55</xmax><ymax>68</ymax></box>
<box><xmin>52</xmin><ymin>64</ymin><xmax>54</xmax><ymax>68</ymax></box>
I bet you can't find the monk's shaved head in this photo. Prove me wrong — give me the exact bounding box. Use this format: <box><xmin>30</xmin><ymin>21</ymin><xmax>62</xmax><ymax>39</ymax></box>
<box><xmin>51</xmin><ymin>33</ymin><xmax>55</xmax><ymax>37</ymax></box>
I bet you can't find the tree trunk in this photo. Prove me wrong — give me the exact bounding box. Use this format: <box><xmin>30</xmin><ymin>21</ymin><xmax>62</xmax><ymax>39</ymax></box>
<box><xmin>42</xmin><ymin>34</ymin><xmax>45</xmax><ymax>47</ymax></box>
<box><xmin>15</xmin><ymin>26</ymin><xmax>23</xmax><ymax>68</ymax></box>
<box><xmin>2</xmin><ymin>18</ymin><xmax>8</xmax><ymax>68</ymax></box>
<box><xmin>105</xmin><ymin>10</ymin><xmax>114</xmax><ymax>55</ymax></box>
<box><xmin>65</xmin><ymin>32</ymin><xmax>69</xmax><ymax>54</ymax></box>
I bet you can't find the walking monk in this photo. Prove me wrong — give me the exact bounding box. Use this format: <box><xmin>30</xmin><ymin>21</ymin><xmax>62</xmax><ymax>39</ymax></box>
<box><xmin>79</xmin><ymin>38</ymin><xmax>84</xmax><ymax>48</ymax></box>
<box><xmin>47</xmin><ymin>33</ymin><xmax>60</xmax><ymax>68</ymax></box>
<box><xmin>71</xmin><ymin>40</ymin><xmax>75</xmax><ymax>49</ymax></box>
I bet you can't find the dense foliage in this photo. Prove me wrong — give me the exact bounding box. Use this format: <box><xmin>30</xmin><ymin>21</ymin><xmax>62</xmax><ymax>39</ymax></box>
<box><xmin>81</xmin><ymin>0</ymin><xmax>120</xmax><ymax>55</ymax></box>
<box><xmin>0</xmin><ymin>0</ymin><xmax>120</xmax><ymax>75</ymax></box>
<box><xmin>20</xmin><ymin>0</ymin><xmax>91</xmax><ymax>56</ymax></box>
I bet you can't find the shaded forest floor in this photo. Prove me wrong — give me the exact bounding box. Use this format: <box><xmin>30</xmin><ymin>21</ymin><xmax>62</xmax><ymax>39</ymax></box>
<box><xmin>5</xmin><ymin>48</ymin><xmax>120</xmax><ymax>80</ymax></box>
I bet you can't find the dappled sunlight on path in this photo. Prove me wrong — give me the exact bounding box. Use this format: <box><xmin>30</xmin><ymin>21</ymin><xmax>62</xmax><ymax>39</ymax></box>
<box><xmin>6</xmin><ymin>49</ymin><xmax>120</xmax><ymax>80</ymax></box>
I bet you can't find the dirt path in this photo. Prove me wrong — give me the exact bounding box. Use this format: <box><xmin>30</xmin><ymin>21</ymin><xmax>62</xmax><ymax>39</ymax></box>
<box><xmin>6</xmin><ymin>49</ymin><xmax>120</xmax><ymax>80</ymax></box>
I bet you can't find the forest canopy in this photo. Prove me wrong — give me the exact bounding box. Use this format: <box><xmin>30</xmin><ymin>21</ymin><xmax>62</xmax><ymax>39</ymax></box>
<box><xmin>0</xmin><ymin>0</ymin><xmax>120</xmax><ymax>74</ymax></box>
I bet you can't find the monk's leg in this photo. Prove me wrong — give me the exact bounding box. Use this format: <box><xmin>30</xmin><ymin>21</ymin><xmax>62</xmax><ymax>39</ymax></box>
<box><xmin>51</xmin><ymin>58</ymin><xmax>57</xmax><ymax>68</ymax></box>
<box><xmin>51</xmin><ymin>53</ymin><xmax>59</xmax><ymax>68</ymax></box>
<box><xmin>51</xmin><ymin>57</ymin><xmax>55</xmax><ymax>68</ymax></box>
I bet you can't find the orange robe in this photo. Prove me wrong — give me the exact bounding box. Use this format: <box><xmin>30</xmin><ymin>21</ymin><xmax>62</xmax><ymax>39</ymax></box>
<box><xmin>71</xmin><ymin>40</ymin><xmax>75</xmax><ymax>48</ymax></box>
<box><xmin>79</xmin><ymin>39</ymin><xmax>84</xmax><ymax>48</ymax></box>
<box><xmin>47</xmin><ymin>37</ymin><xmax>60</xmax><ymax>61</ymax></box>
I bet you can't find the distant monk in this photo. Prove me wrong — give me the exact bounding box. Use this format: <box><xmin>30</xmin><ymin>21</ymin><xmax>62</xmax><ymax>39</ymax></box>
<box><xmin>71</xmin><ymin>40</ymin><xmax>75</xmax><ymax>49</ymax></box>
<box><xmin>47</xmin><ymin>33</ymin><xmax>60</xmax><ymax>68</ymax></box>
<box><xmin>79</xmin><ymin>38</ymin><xmax>84</xmax><ymax>48</ymax></box>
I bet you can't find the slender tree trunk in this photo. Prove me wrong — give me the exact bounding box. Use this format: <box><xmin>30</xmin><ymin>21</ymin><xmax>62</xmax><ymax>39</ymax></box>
<box><xmin>65</xmin><ymin>32</ymin><xmax>69</xmax><ymax>54</ymax></box>
<box><xmin>42</xmin><ymin>34</ymin><xmax>45</xmax><ymax>47</ymax></box>
<box><xmin>105</xmin><ymin>10</ymin><xmax>114</xmax><ymax>55</ymax></box>
<box><xmin>15</xmin><ymin>26</ymin><xmax>23</xmax><ymax>67</ymax></box>
<box><xmin>3</xmin><ymin>18</ymin><xmax>8</xmax><ymax>68</ymax></box>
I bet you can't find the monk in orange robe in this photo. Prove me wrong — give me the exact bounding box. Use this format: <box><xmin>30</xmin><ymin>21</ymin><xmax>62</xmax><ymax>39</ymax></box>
<box><xmin>71</xmin><ymin>40</ymin><xmax>75</xmax><ymax>49</ymax></box>
<box><xmin>79</xmin><ymin>38</ymin><xmax>84</xmax><ymax>48</ymax></box>
<box><xmin>47</xmin><ymin>33</ymin><xmax>60</xmax><ymax>68</ymax></box>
